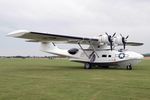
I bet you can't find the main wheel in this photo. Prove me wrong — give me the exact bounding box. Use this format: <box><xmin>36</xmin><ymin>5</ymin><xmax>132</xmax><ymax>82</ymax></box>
<box><xmin>126</xmin><ymin>64</ymin><xmax>132</xmax><ymax>70</ymax></box>
<box><xmin>84</xmin><ymin>63</ymin><xmax>92</xmax><ymax>69</ymax></box>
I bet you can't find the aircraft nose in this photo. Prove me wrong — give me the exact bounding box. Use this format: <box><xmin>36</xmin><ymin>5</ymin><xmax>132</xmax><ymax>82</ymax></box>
<box><xmin>128</xmin><ymin>52</ymin><xmax>144</xmax><ymax>60</ymax></box>
<box><xmin>137</xmin><ymin>54</ymin><xmax>144</xmax><ymax>60</ymax></box>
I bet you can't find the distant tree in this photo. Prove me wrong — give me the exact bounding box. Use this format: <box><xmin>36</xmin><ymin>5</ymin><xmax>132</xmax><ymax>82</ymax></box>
<box><xmin>143</xmin><ymin>53</ymin><xmax>150</xmax><ymax>57</ymax></box>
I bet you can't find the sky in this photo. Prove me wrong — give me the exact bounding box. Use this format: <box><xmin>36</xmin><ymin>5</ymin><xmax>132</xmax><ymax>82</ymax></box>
<box><xmin>0</xmin><ymin>0</ymin><xmax>150</xmax><ymax>56</ymax></box>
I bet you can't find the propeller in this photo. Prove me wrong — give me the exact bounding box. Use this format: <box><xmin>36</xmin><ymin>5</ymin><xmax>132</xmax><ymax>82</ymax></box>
<box><xmin>105</xmin><ymin>32</ymin><xmax>116</xmax><ymax>50</ymax></box>
<box><xmin>120</xmin><ymin>34</ymin><xmax>129</xmax><ymax>49</ymax></box>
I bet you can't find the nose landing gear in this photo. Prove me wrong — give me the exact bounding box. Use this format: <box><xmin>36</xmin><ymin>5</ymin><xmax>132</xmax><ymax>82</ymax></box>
<box><xmin>126</xmin><ymin>64</ymin><xmax>132</xmax><ymax>70</ymax></box>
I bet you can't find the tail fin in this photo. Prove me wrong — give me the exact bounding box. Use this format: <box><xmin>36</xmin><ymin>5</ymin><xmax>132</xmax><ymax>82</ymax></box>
<box><xmin>40</xmin><ymin>42</ymin><xmax>69</xmax><ymax>57</ymax></box>
<box><xmin>40</xmin><ymin>42</ymin><xmax>82</xmax><ymax>58</ymax></box>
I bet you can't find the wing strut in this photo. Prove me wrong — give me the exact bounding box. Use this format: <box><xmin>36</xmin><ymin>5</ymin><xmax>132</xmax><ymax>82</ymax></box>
<box><xmin>89</xmin><ymin>41</ymin><xmax>99</xmax><ymax>58</ymax></box>
<box><xmin>78</xmin><ymin>43</ymin><xmax>89</xmax><ymax>58</ymax></box>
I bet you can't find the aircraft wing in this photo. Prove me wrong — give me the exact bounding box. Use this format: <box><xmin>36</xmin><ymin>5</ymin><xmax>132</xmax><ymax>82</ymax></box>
<box><xmin>126</xmin><ymin>42</ymin><xmax>144</xmax><ymax>46</ymax></box>
<box><xmin>7</xmin><ymin>30</ymin><xmax>99</xmax><ymax>44</ymax></box>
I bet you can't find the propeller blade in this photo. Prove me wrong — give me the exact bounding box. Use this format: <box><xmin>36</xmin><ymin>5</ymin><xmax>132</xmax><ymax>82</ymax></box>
<box><xmin>126</xmin><ymin>35</ymin><xmax>129</xmax><ymax>39</ymax></box>
<box><xmin>112</xmin><ymin>32</ymin><xmax>116</xmax><ymax>37</ymax></box>
<box><xmin>110</xmin><ymin>42</ymin><xmax>113</xmax><ymax>51</ymax></box>
<box><xmin>105</xmin><ymin>32</ymin><xmax>109</xmax><ymax>36</ymax></box>
<box><xmin>105</xmin><ymin>32</ymin><xmax>114</xmax><ymax>51</ymax></box>
<box><xmin>121</xmin><ymin>34</ymin><xmax>129</xmax><ymax>50</ymax></box>
<box><xmin>123</xmin><ymin>43</ymin><xmax>126</xmax><ymax>49</ymax></box>
<box><xmin>120</xmin><ymin>34</ymin><xmax>123</xmax><ymax>37</ymax></box>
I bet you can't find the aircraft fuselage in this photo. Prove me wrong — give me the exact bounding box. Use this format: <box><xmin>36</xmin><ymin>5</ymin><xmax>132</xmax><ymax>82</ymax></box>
<box><xmin>70</xmin><ymin>49</ymin><xmax>143</xmax><ymax>68</ymax></box>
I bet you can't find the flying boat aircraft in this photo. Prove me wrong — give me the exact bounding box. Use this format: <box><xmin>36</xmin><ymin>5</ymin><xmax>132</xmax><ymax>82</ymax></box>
<box><xmin>7</xmin><ymin>30</ymin><xmax>144</xmax><ymax>70</ymax></box>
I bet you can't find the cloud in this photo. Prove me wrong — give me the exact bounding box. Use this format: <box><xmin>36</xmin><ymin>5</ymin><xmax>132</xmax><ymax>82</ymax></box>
<box><xmin>0</xmin><ymin>0</ymin><xmax>149</xmax><ymax>55</ymax></box>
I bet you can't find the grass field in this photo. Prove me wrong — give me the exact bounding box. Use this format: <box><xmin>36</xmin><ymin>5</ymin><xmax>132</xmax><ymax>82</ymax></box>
<box><xmin>0</xmin><ymin>58</ymin><xmax>150</xmax><ymax>100</ymax></box>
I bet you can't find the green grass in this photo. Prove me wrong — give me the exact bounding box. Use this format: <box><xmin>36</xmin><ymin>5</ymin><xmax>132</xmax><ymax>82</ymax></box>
<box><xmin>0</xmin><ymin>58</ymin><xmax>150</xmax><ymax>100</ymax></box>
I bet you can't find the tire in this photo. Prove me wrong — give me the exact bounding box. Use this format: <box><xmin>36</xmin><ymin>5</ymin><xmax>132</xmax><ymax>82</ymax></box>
<box><xmin>128</xmin><ymin>65</ymin><xmax>132</xmax><ymax>70</ymax></box>
<box><xmin>126</xmin><ymin>64</ymin><xmax>132</xmax><ymax>70</ymax></box>
<box><xmin>84</xmin><ymin>63</ymin><xmax>92</xmax><ymax>69</ymax></box>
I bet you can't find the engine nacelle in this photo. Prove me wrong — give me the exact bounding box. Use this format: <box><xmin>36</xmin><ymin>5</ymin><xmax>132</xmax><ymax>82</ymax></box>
<box><xmin>114</xmin><ymin>36</ymin><xmax>123</xmax><ymax>45</ymax></box>
<box><xmin>98</xmin><ymin>33</ymin><xmax>129</xmax><ymax>50</ymax></box>
<box><xmin>98</xmin><ymin>35</ymin><xmax>125</xmax><ymax>45</ymax></box>
<box><xmin>98</xmin><ymin>35</ymin><xmax>110</xmax><ymax>44</ymax></box>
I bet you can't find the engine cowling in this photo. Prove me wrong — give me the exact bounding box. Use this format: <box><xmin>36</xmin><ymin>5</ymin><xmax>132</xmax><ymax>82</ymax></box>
<box><xmin>98</xmin><ymin>33</ymin><xmax>116</xmax><ymax>50</ymax></box>
<box><xmin>98</xmin><ymin>33</ymin><xmax>129</xmax><ymax>50</ymax></box>
<box><xmin>114</xmin><ymin>36</ymin><xmax>123</xmax><ymax>45</ymax></box>
<box><xmin>114</xmin><ymin>34</ymin><xmax>129</xmax><ymax>49</ymax></box>
<box><xmin>98</xmin><ymin>35</ymin><xmax>110</xmax><ymax>44</ymax></box>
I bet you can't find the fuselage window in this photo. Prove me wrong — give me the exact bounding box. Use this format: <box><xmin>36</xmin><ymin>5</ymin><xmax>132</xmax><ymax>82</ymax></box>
<box><xmin>108</xmin><ymin>55</ymin><xmax>111</xmax><ymax>57</ymax></box>
<box><xmin>102</xmin><ymin>55</ymin><xmax>107</xmax><ymax>57</ymax></box>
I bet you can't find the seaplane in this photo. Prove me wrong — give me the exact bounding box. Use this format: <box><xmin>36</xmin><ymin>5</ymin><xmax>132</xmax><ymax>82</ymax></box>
<box><xmin>7</xmin><ymin>30</ymin><xmax>144</xmax><ymax>70</ymax></box>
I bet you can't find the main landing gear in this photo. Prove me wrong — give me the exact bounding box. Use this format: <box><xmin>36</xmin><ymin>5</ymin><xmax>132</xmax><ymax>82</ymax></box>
<box><xmin>126</xmin><ymin>64</ymin><xmax>132</xmax><ymax>70</ymax></box>
<box><xmin>84</xmin><ymin>63</ymin><xmax>92</xmax><ymax>69</ymax></box>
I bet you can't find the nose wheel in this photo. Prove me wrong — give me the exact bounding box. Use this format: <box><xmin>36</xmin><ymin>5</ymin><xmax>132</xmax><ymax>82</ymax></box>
<box><xmin>84</xmin><ymin>63</ymin><xmax>92</xmax><ymax>69</ymax></box>
<box><xmin>126</xmin><ymin>64</ymin><xmax>132</xmax><ymax>70</ymax></box>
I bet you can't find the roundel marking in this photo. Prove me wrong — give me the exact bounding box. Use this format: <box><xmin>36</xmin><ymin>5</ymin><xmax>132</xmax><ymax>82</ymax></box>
<box><xmin>118</xmin><ymin>53</ymin><xmax>125</xmax><ymax>59</ymax></box>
